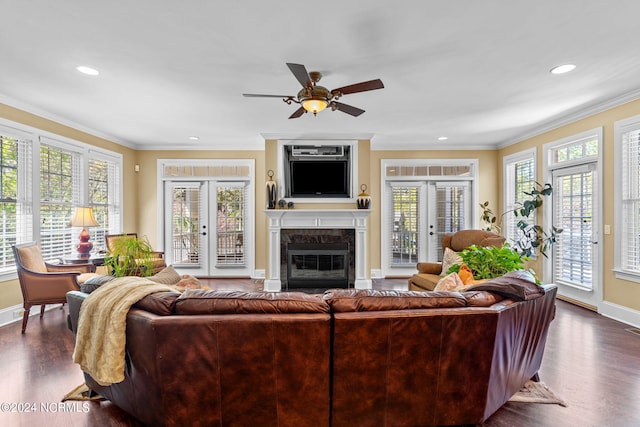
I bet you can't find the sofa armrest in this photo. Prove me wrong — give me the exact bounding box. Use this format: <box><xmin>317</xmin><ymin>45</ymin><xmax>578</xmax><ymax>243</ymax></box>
<box><xmin>66</xmin><ymin>290</ymin><xmax>89</xmax><ymax>333</ymax></box>
<box><xmin>416</xmin><ymin>262</ymin><xmax>442</xmax><ymax>275</ymax></box>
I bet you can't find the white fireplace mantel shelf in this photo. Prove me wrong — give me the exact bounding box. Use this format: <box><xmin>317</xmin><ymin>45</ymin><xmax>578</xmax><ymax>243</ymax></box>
<box><xmin>263</xmin><ymin>209</ymin><xmax>372</xmax><ymax>291</ymax></box>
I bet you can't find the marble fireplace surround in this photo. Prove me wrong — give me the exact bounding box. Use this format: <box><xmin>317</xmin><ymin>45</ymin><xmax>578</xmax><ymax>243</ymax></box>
<box><xmin>263</xmin><ymin>209</ymin><xmax>372</xmax><ymax>291</ymax></box>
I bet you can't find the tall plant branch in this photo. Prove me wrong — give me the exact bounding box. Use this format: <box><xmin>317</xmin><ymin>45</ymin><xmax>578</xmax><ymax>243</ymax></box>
<box><xmin>480</xmin><ymin>182</ymin><xmax>562</xmax><ymax>258</ymax></box>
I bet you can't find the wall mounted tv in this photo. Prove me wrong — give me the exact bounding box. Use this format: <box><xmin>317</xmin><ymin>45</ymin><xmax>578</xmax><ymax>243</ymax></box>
<box><xmin>284</xmin><ymin>145</ymin><xmax>352</xmax><ymax>198</ymax></box>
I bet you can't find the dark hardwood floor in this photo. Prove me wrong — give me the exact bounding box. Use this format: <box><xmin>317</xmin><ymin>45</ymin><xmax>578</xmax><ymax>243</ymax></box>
<box><xmin>1</xmin><ymin>278</ymin><xmax>639</xmax><ymax>427</ymax></box>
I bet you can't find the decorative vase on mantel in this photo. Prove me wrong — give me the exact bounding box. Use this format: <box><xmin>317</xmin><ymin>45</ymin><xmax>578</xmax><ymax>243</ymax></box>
<box><xmin>356</xmin><ymin>184</ymin><xmax>371</xmax><ymax>209</ymax></box>
<box><xmin>266</xmin><ymin>170</ymin><xmax>277</xmax><ymax>209</ymax></box>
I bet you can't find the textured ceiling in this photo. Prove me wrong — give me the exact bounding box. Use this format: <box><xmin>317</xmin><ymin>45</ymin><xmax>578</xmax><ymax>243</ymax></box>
<box><xmin>2</xmin><ymin>0</ymin><xmax>640</xmax><ymax>150</ymax></box>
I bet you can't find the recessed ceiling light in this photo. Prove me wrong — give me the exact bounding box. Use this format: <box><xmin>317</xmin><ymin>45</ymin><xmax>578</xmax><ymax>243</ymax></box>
<box><xmin>438</xmin><ymin>136</ymin><xmax>448</xmax><ymax>141</ymax></box>
<box><xmin>76</xmin><ymin>65</ymin><xmax>99</xmax><ymax>76</ymax></box>
<box><xmin>188</xmin><ymin>136</ymin><xmax>200</xmax><ymax>141</ymax></box>
<box><xmin>550</xmin><ymin>64</ymin><xmax>576</xmax><ymax>75</ymax></box>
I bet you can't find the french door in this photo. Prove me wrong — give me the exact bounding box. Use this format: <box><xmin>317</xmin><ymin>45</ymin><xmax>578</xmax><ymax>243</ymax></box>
<box><xmin>382</xmin><ymin>181</ymin><xmax>471</xmax><ymax>276</ymax></box>
<box><xmin>550</xmin><ymin>163</ymin><xmax>600</xmax><ymax>308</ymax></box>
<box><xmin>164</xmin><ymin>180</ymin><xmax>252</xmax><ymax>277</ymax></box>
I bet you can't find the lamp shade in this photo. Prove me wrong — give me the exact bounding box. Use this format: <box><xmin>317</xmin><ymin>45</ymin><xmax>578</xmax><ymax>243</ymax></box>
<box><xmin>68</xmin><ymin>207</ymin><xmax>100</xmax><ymax>227</ymax></box>
<box><xmin>302</xmin><ymin>98</ymin><xmax>328</xmax><ymax>114</ymax></box>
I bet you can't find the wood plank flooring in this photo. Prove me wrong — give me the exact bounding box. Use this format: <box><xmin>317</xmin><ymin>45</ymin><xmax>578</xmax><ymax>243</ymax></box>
<box><xmin>0</xmin><ymin>278</ymin><xmax>638</xmax><ymax>426</ymax></box>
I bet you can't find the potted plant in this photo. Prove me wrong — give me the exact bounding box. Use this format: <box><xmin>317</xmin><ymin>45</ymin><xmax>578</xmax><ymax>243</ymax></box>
<box><xmin>104</xmin><ymin>235</ymin><xmax>155</xmax><ymax>277</ymax></box>
<box><xmin>480</xmin><ymin>182</ymin><xmax>562</xmax><ymax>258</ymax></box>
<box><xmin>446</xmin><ymin>244</ymin><xmax>538</xmax><ymax>282</ymax></box>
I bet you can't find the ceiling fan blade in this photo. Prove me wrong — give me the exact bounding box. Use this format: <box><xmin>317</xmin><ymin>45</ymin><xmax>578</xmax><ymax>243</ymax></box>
<box><xmin>332</xmin><ymin>79</ymin><xmax>384</xmax><ymax>95</ymax></box>
<box><xmin>242</xmin><ymin>93</ymin><xmax>293</xmax><ymax>98</ymax></box>
<box><xmin>286</xmin><ymin>63</ymin><xmax>312</xmax><ymax>88</ymax></box>
<box><xmin>333</xmin><ymin>102</ymin><xmax>365</xmax><ymax>117</ymax></box>
<box><xmin>289</xmin><ymin>106</ymin><xmax>306</xmax><ymax>119</ymax></box>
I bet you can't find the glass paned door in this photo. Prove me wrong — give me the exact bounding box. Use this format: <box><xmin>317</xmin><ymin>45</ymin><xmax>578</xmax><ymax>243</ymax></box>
<box><xmin>552</xmin><ymin>163</ymin><xmax>600</xmax><ymax>307</ymax></box>
<box><xmin>390</xmin><ymin>185</ymin><xmax>419</xmax><ymax>266</ymax></box>
<box><xmin>214</xmin><ymin>183</ymin><xmax>245</xmax><ymax>267</ymax></box>
<box><xmin>430</xmin><ymin>182</ymin><xmax>470</xmax><ymax>259</ymax></box>
<box><xmin>166</xmin><ymin>182</ymin><xmax>207</xmax><ymax>275</ymax></box>
<box><xmin>383</xmin><ymin>181</ymin><xmax>471</xmax><ymax>276</ymax></box>
<box><xmin>164</xmin><ymin>180</ymin><xmax>250</xmax><ymax>277</ymax></box>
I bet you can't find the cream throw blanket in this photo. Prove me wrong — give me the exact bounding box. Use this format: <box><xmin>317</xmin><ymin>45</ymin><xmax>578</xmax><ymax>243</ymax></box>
<box><xmin>72</xmin><ymin>276</ymin><xmax>176</xmax><ymax>386</ymax></box>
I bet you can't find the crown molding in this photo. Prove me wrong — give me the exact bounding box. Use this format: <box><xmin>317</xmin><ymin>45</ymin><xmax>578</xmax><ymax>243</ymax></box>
<box><xmin>0</xmin><ymin>94</ymin><xmax>136</xmax><ymax>149</ymax></box>
<box><xmin>498</xmin><ymin>88</ymin><xmax>640</xmax><ymax>149</ymax></box>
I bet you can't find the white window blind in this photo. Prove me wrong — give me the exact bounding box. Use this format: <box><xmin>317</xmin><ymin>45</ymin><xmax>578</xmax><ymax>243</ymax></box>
<box><xmin>0</xmin><ymin>133</ymin><xmax>33</xmax><ymax>272</ymax></box>
<box><xmin>503</xmin><ymin>150</ymin><xmax>536</xmax><ymax>248</ymax></box>
<box><xmin>39</xmin><ymin>143</ymin><xmax>81</xmax><ymax>261</ymax></box>
<box><xmin>216</xmin><ymin>183</ymin><xmax>246</xmax><ymax>266</ymax></box>
<box><xmin>620</xmin><ymin>128</ymin><xmax>640</xmax><ymax>272</ymax></box>
<box><xmin>88</xmin><ymin>155</ymin><xmax>121</xmax><ymax>251</ymax></box>
<box><xmin>388</xmin><ymin>184</ymin><xmax>419</xmax><ymax>266</ymax></box>
<box><xmin>553</xmin><ymin>166</ymin><xmax>594</xmax><ymax>289</ymax></box>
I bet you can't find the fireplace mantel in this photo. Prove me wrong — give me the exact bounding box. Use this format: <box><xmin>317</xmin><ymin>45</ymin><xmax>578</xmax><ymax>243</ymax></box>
<box><xmin>263</xmin><ymin>209</ymin><xmax>371</xmax><ymax>291</ymax></box>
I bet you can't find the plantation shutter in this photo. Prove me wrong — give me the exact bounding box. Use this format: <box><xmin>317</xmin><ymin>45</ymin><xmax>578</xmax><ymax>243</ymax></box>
<box><xmin>88</xmin><ymin>153</ymin><xmax>122</xmax><ymax>250</ymax></box>
<box><xmin>621</xmin><ymin>128</ymin><xmax>640</xmax><ymax>272</ymax></box>
<box><xmin>215</xmin><ymin>182</ymin><xmax>246</xmax><ymax>266</ymax></box>
<box><xmin>39</xmin><ymin>140</ymin><xmax>81</xmax><ymax>261</ymax></box>
<box><xmin>0</xmin><ymin>129</ymin><xmax>33</xmax><ymax>272</ymax></box>
<box><xmin>388</xmin><ymin>183</ymin><xmax>420</xmax><ymax>267</ymax></box>
<box><xmin>505</xmin><ymin>157</ymin><xmax>535</xmax><ymax>245</ymax></box>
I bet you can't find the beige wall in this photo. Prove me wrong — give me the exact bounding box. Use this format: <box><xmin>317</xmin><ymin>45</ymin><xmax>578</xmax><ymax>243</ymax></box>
<box><xmin>498</xmin><ymin>98</ymin><xmax>640</xmax><ymax>313</ymax></box>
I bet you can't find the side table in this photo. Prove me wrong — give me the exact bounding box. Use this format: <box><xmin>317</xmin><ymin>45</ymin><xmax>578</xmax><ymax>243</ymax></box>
<box><xmin>61</xmin><ymin>253</ymin><xmax>107</xmax><ymax>273</ymax></box>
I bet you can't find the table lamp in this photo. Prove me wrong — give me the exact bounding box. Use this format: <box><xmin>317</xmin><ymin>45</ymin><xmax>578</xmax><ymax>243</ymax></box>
<box><xmin>68</xmin><ymin>207</ymin><xmax>100</xmax><ymax>255</ymax></box>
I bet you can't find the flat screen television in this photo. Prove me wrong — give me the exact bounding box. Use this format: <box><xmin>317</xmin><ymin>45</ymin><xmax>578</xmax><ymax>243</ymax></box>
<box><xmin>288</xmin><ymin>160</ymin><xmax>350</xmax><ymax>198</ymax></box>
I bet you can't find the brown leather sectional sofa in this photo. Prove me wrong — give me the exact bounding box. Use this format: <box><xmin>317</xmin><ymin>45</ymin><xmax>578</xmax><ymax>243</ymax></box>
<box><xmin>67</xmin><ymin>279</ymin><xmax>557</xmax><ymax>427</ymax></box>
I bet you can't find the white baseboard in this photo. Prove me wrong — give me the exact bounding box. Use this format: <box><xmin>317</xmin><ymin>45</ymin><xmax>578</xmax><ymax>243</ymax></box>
<box><xmin>0</xmin><ymin>303</ymin><xmax>63</xmax><ymax>328</ymax></box>
<box><xmin>599</xmin><ymin>301</ymin><xmax>640</xmax><ymax>329</ymax></box>
<box><xmin>253</xmin><ymin>269</ymin><xmax>265</xmax><ymax>279</ymax></box>
<box><xmin>370</xmin><ymin>269</ymin><xmax>384</xmax><ymax>279</ymax></box>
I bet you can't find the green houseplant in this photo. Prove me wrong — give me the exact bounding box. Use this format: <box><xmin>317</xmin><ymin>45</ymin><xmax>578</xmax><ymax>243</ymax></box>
<box><xmin>446</xmin><ymin>244</ymin><xmax>530</xmax><ymax>280</ymax></box>
<box><xmin>104</xmin><ymin>235</ymin><xmax>155</xmax><ymax>277</ymax></box>
<box><xmin>480</xmin><ymin>182</ymin><xmax>562</xmax><ymax>258</ymax></box>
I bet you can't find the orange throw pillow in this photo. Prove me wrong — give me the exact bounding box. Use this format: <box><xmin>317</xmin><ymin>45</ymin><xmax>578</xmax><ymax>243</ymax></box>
<box><xmin>458</xmin><ymin>264</ymin><xmax>475</xmax><ymax>285</ymax></box>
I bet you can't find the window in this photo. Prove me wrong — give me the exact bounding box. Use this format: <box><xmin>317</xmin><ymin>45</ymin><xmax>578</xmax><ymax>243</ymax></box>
<box><xmin>615</xmin><ymin>115</ymin><xmax>640</xmax><ymax>281</ymax></box>
<box><xmin>503</xmin><ymin>149</ymin><xmax>536</xmax><ymax>249</ymax></box>
<box><xmin>88</xmin><ymin>155</ymin><xmax>122</xmax><ymax>249</ymax></box>
<box><xmin>0</xmin><ymin>131</ymin><xmax>33</xmax><ymax>272</ymax></box>
<box><xmin>0</xmin><ymin>122</ymin><xmax>122</xmax><ymax>278</ymax></box>
<box><xmin>39</xmin><ymin>143</ymin><xmax>81</xmax><ymax>260</ymax></box>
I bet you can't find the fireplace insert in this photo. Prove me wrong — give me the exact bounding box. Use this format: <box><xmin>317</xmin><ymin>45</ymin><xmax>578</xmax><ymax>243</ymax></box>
<box><xmin>286</xmin><ymin>243</ymin><xmax>349</xmax><ymax>288</ymax></box>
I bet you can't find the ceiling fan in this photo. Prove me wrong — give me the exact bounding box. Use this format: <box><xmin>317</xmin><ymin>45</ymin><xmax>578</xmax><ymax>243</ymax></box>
<box><xmin>243</xmin><ymin>63</ymin><xmax>384</xmax><ymax>119</ymax></box>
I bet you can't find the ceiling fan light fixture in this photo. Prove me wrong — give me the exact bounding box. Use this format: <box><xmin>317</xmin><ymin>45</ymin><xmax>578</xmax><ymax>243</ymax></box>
<box><xmin>302</xmin><ymin>98</ymin><xmax>328</xmax><ymax>115</ymax></box>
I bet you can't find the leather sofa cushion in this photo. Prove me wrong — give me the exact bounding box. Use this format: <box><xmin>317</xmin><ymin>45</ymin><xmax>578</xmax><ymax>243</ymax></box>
<box><xmin>462</xmin><ymin>290</ymin><xmax>505</xmax><ymax>307</ymax></box>
<box><xmin>324</xmin><ymin>289</ymin><xmax>467</xmax><ymax>312</ymax></box>
<box><xmin>134</xmin><ymin>291</ymin><xmax>181</xmax><ymax>315</ymax></box>
<box><xmin>175</xmin><ymin>290</ymin><xmax>330</xmax><ymax>314</ymax></box>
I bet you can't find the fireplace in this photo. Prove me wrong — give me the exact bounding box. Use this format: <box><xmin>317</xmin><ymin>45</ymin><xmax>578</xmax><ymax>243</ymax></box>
<box><xmin>263</xmin><ymin>209</ymin><xmax>371</xmax><ymax>291</ymax></box>
<box><xmin>286</xmin><ymin>243</ymin><xmax>349</xmax><ymax>288</ymax></box>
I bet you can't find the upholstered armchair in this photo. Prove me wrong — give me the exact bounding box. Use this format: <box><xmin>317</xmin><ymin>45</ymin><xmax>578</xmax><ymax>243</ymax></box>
<box><xmin>408</xmin><ymin>230</ymin><xmax>505</xmax><ymax>292</ymax></box>
<box><xmin>105</xmin><ymin>233</ymin><xmax>166</xmax><ymax>276</ymax></box>
<box><xmin>12</xmin><ymin>242</ymin><xmax>96</xmax><ymax>333</ymax></box>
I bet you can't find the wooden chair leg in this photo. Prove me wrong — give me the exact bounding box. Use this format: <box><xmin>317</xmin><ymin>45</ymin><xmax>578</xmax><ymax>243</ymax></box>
<box><xmin>21</xmin><ymin>304</ymin><xmax>31</xmax><ymax>334</ymax></box>
<box><xmin>40</xmin><ymin>305</ymin><xmax>46</xmax><ymax>318</ymax></box>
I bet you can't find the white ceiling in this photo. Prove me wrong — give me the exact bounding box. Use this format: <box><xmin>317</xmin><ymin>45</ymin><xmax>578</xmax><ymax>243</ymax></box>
<box><xmin>2</xmin><ymin>0</ymin><xmax>640</xmax><ymax>150</ymax></box>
